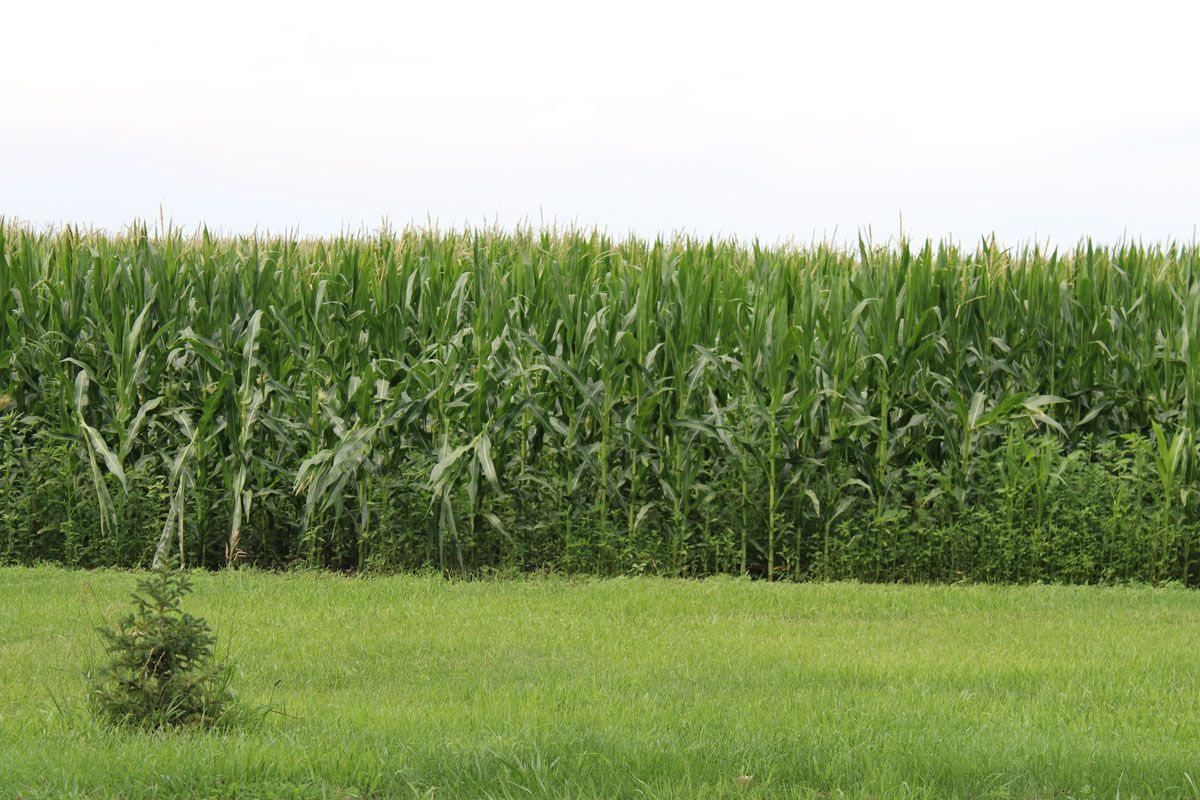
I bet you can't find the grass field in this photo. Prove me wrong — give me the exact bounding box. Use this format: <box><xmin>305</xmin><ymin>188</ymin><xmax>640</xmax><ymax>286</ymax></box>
<box><xmin>2</xmin><ymin>567</ymin><xmax>1198</xmax><ymax>799</ymax></box>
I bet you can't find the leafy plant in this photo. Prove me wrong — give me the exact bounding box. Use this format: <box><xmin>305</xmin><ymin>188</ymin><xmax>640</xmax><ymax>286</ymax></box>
<box><xmin>0</xmin><ymin>222</ymin><xmax>1197</xmax><ymax>582</ymax></box>
<box><xmin>88</xmin><ymin>561</ymin><xmax>237</xmax><ymax>728</ymax></box>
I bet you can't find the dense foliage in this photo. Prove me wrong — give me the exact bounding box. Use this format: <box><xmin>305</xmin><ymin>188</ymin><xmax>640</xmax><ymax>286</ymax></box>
<box><xmin>88</xmin><ymin>563</ymin><xmax>234</xmax><ymax>728</ymax></box>
<box><xmin>1</xmin><ymin>222</ymin><xmax>1197</xmax><ymax>582</ymax></box>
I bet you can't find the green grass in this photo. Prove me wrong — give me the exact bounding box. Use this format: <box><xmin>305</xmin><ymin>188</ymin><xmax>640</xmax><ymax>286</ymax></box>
<box><xmin>3</xmin><ymin>567</ymin><xmax>1198</xmax><ymax>799</ymax></box>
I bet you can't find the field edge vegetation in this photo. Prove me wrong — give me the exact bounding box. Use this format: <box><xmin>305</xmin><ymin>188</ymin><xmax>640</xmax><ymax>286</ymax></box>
<box><xmin>1</xmin><ymin>222</ymin><xmax>1197</xmax><ymax>582</ymax></box>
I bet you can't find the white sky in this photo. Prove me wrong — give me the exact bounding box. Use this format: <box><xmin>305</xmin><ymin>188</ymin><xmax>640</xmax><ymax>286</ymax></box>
<box><xmin>2</xmin><ymin>0</ymin><xmax>1198</xmax><ymax>244</ymax></box>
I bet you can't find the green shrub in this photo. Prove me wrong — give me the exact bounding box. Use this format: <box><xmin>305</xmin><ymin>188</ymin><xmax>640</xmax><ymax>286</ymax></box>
<box><xmin>88</xmin><ymin>563</ymin><xmax>236</xmax><ymax>728</ymax></box>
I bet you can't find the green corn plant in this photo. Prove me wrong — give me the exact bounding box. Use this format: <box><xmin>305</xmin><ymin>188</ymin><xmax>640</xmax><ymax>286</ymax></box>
<box><xmin>71</xmin><ymin>368</ymin><xmax>126</xmax><ymax>543</ymax></box>
<box><xmin>0</xmin><ymin>221</ymin><xmax>1197</xmax><ymax>583</ymax></box>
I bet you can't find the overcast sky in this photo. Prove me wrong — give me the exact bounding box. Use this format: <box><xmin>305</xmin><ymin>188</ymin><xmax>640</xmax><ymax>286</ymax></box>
<box><xmin>3</xmin><ymin>0</ymin><xmax>1197</xmax><ymax>244</ymax></box>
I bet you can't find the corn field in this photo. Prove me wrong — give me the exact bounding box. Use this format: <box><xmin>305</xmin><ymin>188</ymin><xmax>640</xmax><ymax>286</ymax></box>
<box><xmin>1</xmin><ymin>222</ymin><xmax>1198</xmax><ymax>582</ymax></box>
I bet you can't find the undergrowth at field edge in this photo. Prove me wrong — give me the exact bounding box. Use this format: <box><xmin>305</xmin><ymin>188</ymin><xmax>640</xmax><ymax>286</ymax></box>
<box><xmin>0</xmin><ymin>222</ymin><xmax>1197</xmax><ymax>581</ymax></box>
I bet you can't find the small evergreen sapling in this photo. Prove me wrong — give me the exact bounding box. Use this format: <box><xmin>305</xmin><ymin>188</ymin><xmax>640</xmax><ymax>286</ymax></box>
<box><xmin>89</xmin><ymin>562</ymin><xmax>236</xmax><ymax>728</ymax></box>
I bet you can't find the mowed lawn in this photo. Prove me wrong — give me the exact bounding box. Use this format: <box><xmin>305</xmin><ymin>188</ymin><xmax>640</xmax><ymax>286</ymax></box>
<box><xmin>1</xmin><ymin>568</ymin><xmax>1198</xmax><ymax>799</ymax></box>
